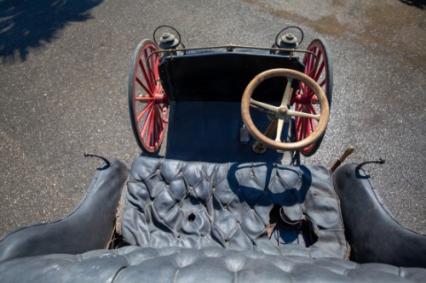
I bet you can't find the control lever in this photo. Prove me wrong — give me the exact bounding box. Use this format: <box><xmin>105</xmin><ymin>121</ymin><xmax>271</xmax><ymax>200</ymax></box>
<box><xmin>252</xmin><ymin>119</ymin><xmax>278</xmax><ymax>154</ymax></box>
<box><xmin>330</xmin><ymin>146</ymin><xmax>355</xmax><ymax>172</ymax></box>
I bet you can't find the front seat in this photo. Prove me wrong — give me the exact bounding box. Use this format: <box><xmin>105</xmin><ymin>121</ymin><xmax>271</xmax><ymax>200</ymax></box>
<box><xmin>0</xmin><ymin>156</ymin><xmax>425</xmax><ymax>283</ymax></box>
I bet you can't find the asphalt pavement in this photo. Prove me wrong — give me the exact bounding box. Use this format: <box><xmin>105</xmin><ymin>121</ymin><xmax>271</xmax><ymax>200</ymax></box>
<box><xmin>0</xmin><ymin>0</ymin><xmax>425</xmax><ymax>237</ymax></box>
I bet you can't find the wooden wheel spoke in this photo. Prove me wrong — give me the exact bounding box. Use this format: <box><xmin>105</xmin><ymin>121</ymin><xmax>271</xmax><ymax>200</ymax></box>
<box><xmin>140</xmin><ymin>108</ymin><xmax>153</xmax><ymax>139</ymax></box>
<box><xmin>314</xmin><ymin>48</ymin><xmax>322</xmax><ymax>62</ymax></box>
<box><xmin>145</xmin><ymin>48</ymin><xmax>157</xmax><ymax>88</ymax></box>
<box><xmin>136</xmin><ymin>94</ymin><xmax>164</xmax><ymax>103</ymax></box>
<box><xmin>151</xmin><ymin>55</ymin><xmax>160</xmax><ymax>82</ymax></box>
<box><xmin>307</xmin><ymin>47</ymin><xmax>319</xmax><ymax>75</ymax></box>
<box><xmin>309</xmin><ymin>115</ymin><xmax>315</xmax><ymax>133</ymax></box>
<box><xmin>306</xmin><ymin>53</ymin><xmax>315</xmax><ymax>75</ymax></box>
<box><xmin>306</xmin><ymin>47</ymin><xmax>318</xmax><ymax>74</ymax></box>
<box><xmin>136</xmin><ymin>77</ymin><xmax>152</xmax><ymax>95</ymax></box>
<box><xmin>304</xmin><ymin>84</ymin><xmax>314</xmax><ymax>97</ymax></box>
<box><xmin>313</xmin><ymin>60</ymin><xmax>325</xmax><ymax>81</ymax></box>
<box><xmin>139</xmin><ymin>58</ymin><xmax>154</xmax><ymax>93</ymax></box>
<box><xmin>137</xmin><ymin>102</ymin><xmax>153</xmax><ymax>122</ymax></box>
<box><xmin>308</xmin><ymin>104</ymin><xmax>317</xmax><ymax>114</ymax></box>
<box><xmin>304</xmin><ymin>117</ymin><xmax>311</xmax><ymax>136</ymax></box>
<box><xmin>295</xmin><ymin>117</ymin><xmax>303</xmax><ymax>140</ymax></box>
<box><xmin>299</xmin><ymin>119</ymin><xmax>305</xmax><ymax>139</ymax></box>
<box><xmin>135</xmin><ymin>95</ymin><xmax>153</xmax><ymax>102</ymax></box>
<box><xmin>303</xmin><ymin>55</ymin><xmax>310</xmax><ymax>73</ymax></box>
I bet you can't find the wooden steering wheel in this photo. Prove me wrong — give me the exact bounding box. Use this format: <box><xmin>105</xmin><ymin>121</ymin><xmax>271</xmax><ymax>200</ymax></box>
<box><xmin>241</xmin><ymin>68</ymin><xmax>329</xmax><ymax>151</ymax></box>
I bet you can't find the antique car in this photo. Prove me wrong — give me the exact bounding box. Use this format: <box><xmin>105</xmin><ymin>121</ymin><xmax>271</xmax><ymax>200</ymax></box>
<box><xmin>0</xmin><ymin>26</ymin><xmax>425</xmax><ymax>282</ymax></box>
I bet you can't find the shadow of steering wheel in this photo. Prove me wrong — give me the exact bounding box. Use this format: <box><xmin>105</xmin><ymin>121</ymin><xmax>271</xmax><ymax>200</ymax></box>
<box><xmin>225</xmin><ymin>162</ymin><xmax>312</xmax><ymax>244</ymax></box>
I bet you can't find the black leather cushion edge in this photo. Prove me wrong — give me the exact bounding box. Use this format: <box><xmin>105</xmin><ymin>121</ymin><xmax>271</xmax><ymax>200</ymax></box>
<box><xmin>333</xmin><ymin>163</ymin><xmax>426</xmax><ymax>268</ymax></box>
<box><xmin>0</xmin><ymin>159</ymin><xmax>128</xmax><ymax>263</ymax></box>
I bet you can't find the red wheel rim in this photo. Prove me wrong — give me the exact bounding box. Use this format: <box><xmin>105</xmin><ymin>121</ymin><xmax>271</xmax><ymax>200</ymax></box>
<box><xmin>129</xmin><ymin>40</ymin><xmax>168</xmax><ymax>153</ymax></box>
<box><xmin>293</xmin><ymin>40</ymin><xmax>331</xmax><ymax>156</ymax></box>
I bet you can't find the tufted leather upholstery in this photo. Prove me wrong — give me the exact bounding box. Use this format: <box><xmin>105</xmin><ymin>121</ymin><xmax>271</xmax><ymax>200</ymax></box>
<box><xmin>1</xmin><ymin>157</ymin><xmax>425</xmax><ymax>282</ymax></box>
<box><xmin>1</xmin><ymin>246</ymin><xmax>425</xmax><ymax>283</ymax></box>
<box><xmin>121</xmin><ymin>157</ymin><xmax>349</xmax><ymax>259</ymax></box>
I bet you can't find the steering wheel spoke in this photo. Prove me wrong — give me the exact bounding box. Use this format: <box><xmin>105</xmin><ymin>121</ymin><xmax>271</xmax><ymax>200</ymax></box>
<box><xmin>281</xmin><ymin>78</ymin><xmax>293</xmax><ymax>107</ymax></box>
<box><xmin>250</xmin><ymin>98</ymin><xmax>279</xmax><ymax>114</ymax></box>
<box><xmin>275</xmin><ymin>118</ymin><xmax>285</xmax><ymax>142</ymax></box>
<box><xmin>286</xmin><ymin>109</ymin><xmax>320</xmax><ymax>120</ymax></box>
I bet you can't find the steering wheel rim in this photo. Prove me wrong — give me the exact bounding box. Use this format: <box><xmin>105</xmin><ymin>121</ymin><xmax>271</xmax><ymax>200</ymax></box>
<box><xmin>241</xmin><ymin>68</ymin><xmax>329</xmax><ymax>151</ymax></box>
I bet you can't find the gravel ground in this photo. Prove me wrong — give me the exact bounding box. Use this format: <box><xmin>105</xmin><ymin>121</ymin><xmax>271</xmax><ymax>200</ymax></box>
<box><xmin>0</xmin><ymin>0</ymin><xmax>425</xmax><ymax>237</ymax></box>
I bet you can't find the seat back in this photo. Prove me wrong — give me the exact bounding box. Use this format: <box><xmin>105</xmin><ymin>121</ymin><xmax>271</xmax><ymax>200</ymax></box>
<box><xmin>159</xmin><ymin>50</ymin><xmax>304</xmax><ymax>102</ymax></box>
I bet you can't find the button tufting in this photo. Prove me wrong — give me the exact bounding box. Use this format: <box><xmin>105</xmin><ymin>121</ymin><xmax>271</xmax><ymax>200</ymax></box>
<box><xmin>122</xmin><ymin>156</ymin><xmax>349</xmax><ymax>260</ymax></box>
<box><xmin>187</xmin><ymin>213</ymin><xmax>196</xmax><ymax>222</ymax></box>
<box><xmin>224</xmin><ymin>255</ymin><xmax>247</xmax><ymax>272</ymax></box>
<box><xmin>3</xmin><ymin>246</ymin><xmax>425</xmax><ymax>282</ymax></box>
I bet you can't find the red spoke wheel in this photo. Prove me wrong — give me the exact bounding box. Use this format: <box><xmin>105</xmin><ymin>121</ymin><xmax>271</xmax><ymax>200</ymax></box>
<box><xmin>128</xmin><ymin>39</ymin><xmax>168</xmax><ymax>153</ymax></box>
<box><xmin>293</xmin><ymin>38</ymin><xmax>333</xmax><ymax>156</ymax></box>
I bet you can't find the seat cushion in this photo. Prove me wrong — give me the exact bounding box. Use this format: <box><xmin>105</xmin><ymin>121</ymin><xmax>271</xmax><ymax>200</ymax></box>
<box><xmin>120</xmin><ymin>157</ymin><xmax>348</xmax><ymax>258</ymax></box>
<box><xmin>1</xmin><ymin>246</ymin><xmax>425</xmax><ymax>283</ymax></box>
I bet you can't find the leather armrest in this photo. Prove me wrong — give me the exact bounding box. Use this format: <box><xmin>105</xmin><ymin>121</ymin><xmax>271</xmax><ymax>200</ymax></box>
<box><xmin>333</xmin><ymin>163</ymin><xmax>426</xmax><ymax>268</ymax></box>
<box><xmin>0</xmin><ymin>159</ymin><xmax>128</xmax><ymax>262</ymax></box>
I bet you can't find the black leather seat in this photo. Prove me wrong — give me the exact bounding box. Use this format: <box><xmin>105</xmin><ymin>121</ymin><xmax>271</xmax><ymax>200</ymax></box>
<box><xmin>120</xmin><ymin>157</ymin><xmax>348</xmax><ymax>259</ymax></box>
<box><xmin>334</xmin><ymin>164</ymin><xmax>426</xmax><ymax>267</ymax></box>
<box><xmin>159</xmin><ymin>50</ymin><xmax>304</xmax><ymax>102</ymax></box>
<box><xmin>0</xmin><ymin>157</ymin><xmax>425</xmax><ymax>282</ymax></box>
<box><xmin>1</xmin><ymin>246</ymin><xmax>425</xmax><ymax>282</ymax></box>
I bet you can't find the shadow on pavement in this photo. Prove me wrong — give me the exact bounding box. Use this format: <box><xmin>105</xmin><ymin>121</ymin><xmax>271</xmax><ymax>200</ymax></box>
<box><xmin>400</xmin><ymin>0</ymin><xmax>426</xmax><ymax>9</ymax></box>
<box><xmin>0</xmin><ymin>0</ymin><xmax>103</xmax><ymax>63</ymax></box>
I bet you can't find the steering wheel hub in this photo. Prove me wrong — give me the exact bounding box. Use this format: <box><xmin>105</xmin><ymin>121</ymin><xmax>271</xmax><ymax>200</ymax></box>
<box><xmin>277</xmin><ymin>106</ymin><xmax>288</xmax><ymax>115</ymax></box>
